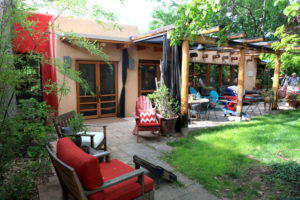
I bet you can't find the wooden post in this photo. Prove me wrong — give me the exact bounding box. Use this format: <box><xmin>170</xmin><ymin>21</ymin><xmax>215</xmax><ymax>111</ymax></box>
<box><xmin>236</xmin><ymin>49</ymin><xmax>245</xmax><ymax>120</ymax></box>
<box><xmin>230</xmin><ymin>65</ymin><xmax>234</xmax><ymax>85</ymax></box>
<box><xmin>206</xmin><ymin>64</ymin><xmax>211</xmax><ymax>86</ymax></box>
<box><xmin>181</xmin><ymin>40</ymin><xmax>190</xmax><ymax>128</ymax></box>
<box><xmin>219</xmin><ymin>66</ymin><xmax>223</xmax><ymax>88</ymax></box>
<box><xmin>272</xmin><ymin>52</ymin><xmax>280</xmax><ymax>110</ymax></box>
<box><xmin>192</xmin><ymin>62</ymin><xmax>195</xmax><ymax>87</ymax></box>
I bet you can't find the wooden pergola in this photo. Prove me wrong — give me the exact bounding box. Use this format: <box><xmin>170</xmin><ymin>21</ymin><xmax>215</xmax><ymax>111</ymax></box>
<box><xmin>131</xmin><ymin>25</ymin><xmax>297</xmax><ymax>127</ymax></box>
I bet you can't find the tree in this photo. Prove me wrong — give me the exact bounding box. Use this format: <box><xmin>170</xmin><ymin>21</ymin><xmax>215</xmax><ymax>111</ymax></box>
<box><xmin>261</xmin><ymin>1</ymin><xmax>300</xmax><ymax>76</ymax></box>
<box><xmin>149</xmin><ymin>0</ymin><xmax>182</xmax><ymax>30</ymax></box>
<box><xmin>0</xmin><ymin>0</ymin><xmax>119</xmax><ymax>198</ymax></box>
<box><xmin>150</xmin><ymin>0</ymin><xmax>290</xmax><ymax>41</ymax></box>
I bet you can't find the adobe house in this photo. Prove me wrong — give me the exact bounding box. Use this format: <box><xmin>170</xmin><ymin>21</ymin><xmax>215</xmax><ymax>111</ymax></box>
<box><xmin>55</xmin><ymin>17</ymin><xmax>262</xmax><ymax>119</ymax></box>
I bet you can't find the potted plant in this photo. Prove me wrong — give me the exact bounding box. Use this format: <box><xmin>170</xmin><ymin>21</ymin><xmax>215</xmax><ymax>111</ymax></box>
<box><xmin>67</xmin><ymin>113</ymin><xmax>88</xmax><ymax>146</ymax></box>
<box><xmin>147</xmin><ymin>83</ymin><xmax>179</xmax><ymax>136</ymax></box>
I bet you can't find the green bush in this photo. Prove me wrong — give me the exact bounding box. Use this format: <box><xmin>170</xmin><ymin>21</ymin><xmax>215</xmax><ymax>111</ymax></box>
<box><xmin>0</xmin><ymin>98</ymin><xmax>55</xmax><ymax>199</ymax></box>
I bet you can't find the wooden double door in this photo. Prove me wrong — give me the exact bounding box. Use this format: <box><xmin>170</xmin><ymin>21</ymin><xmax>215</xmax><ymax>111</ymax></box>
<box><xmin>76</xmin><ymin>61</ymin><xmax>118</xmax><ymax>119</ymax></box>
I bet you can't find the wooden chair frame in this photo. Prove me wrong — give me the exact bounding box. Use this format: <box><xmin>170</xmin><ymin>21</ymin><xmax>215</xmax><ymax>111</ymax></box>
<box><xmin>46</xmin><ymin>146</ymin><xmax>154</xmax><ymax>200</ymax></box>
<box><xmin>53</xmin><ymin>111</ymin><xmax>107</xmax><ymax>151</ymax></box>
<box><xmin>132</xmin><ymin>96</ymin><xmax>162</xmax><ymax>143</ymax></box>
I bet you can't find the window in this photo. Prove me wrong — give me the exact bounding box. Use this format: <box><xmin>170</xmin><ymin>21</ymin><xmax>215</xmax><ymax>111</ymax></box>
<box><xmin>15</xmin><ymin>54</ymin><xmax>43</xmax><ymax>102</ymax></box>
<box><xmin>138</xmin><ymin>61</ymin><xmax>160</xmax><ymax>96</ymax></box>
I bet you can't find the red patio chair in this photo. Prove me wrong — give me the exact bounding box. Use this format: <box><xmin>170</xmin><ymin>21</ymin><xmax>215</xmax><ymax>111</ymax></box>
<box><xmin>132</xmin><ymin>96</ymin><xmax>162</xmax><ymax>143</ymax></box>
<box><xmin>47</xmin><ymin>137</ymin><xmax>154</xmax><ymax>200</ymax></box>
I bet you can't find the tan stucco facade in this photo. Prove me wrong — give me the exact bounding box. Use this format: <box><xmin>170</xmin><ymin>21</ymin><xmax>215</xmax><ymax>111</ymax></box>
<box><xmin>55</xmin><ymin>17</ymin><xmax>163</xmax><ymax>117</ymax></box>
<box><xmin>55</xmin><ymin>17</ymin><xmax>258</xmax><ymax>118</ymax></box>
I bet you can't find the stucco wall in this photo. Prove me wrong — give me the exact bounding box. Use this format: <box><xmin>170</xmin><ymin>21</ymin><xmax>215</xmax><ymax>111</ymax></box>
<box><xmin>55</xmin><ymin>16</ymin><xmax>139</xmax><ymax>38</ymax></box>
<box><xmin>125</xmin><ymin>45</ymin><xmax>163</xmax><ymax>117</ymax></box>
<box><xmin>55</xmin><ymin>37</ymin><xmax>163</xmax><ymax>117</ymax></box>
<box><xmin>190</xmin><ymin>50</ymin><xmax>257</xmax><ymax>90</ymax></box>
<box><xmin>55</xmin><ymin>39</ymin><xmax>124</xmax><ymax>115</ymax></box>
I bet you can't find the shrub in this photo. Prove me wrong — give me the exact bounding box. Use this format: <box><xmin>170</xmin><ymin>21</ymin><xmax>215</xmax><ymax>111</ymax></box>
<box><xmin>0</xmin><ymin>98</ymin><xmax>55</xmax><ymax>199</ymax></box>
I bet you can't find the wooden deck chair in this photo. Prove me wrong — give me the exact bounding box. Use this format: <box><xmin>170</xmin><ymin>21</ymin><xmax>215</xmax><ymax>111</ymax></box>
<box><xmin>132</xmin><ymin>96</ymin><xmax>162</xmax><ymax>143</ymax></box>
<box><xmin>46</xmin><ymin>138</ymin><xmax>154</xmax><ymax>200</ymax></box>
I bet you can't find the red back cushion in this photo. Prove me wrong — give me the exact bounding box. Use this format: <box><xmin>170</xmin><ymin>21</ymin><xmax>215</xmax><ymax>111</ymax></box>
<box><xmin>56</xmin><ymin>137</ymin><xmax>104</xmax><ymax>192</ymax></box>
<box><xmin>139</xmin><ymin>108</ymin><xmax>157</xmax><ymax>124</ymax></box>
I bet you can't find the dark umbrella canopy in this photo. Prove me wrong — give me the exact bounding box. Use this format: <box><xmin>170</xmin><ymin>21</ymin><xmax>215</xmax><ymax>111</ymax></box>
<box><xmin>162</xmin><ymin>35</ymin><xmax>181</xmax><ymax>102</ymax></box>
<box><xmin>118</xmin><ymin>49</ymin><xmax>129</xmax><ymax>117</ymax></box>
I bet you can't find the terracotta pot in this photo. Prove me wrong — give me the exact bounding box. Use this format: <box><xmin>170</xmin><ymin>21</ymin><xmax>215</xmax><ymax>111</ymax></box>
<box><xmin>161</xmin><ymin>117</ymin><xmax>178</xmax><ymax>136</ymax></box>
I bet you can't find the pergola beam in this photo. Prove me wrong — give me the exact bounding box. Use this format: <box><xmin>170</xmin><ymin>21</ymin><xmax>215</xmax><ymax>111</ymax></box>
<box><xmin>194</xmin><ymin>35</ymin><xmax>275</xmax><ymax>53</ymax></box>
<box><xmin>199</xmin><ymin>26</ymin><xmax>222</xmax><ymax>34</ymax></box>
<box><xmin>228</xmin><ymin>32</ymin><xmax>246</xmax><ymax>40</ymax></box>
<box><xmin>130</xmin><ymin>25</ymin><xmax>174</xmax><ymax>41</ymax></box>
<box><xmin>234</xmin><ymin>37</ymin><xmax>264</xmax><ymax>43</ymax></box>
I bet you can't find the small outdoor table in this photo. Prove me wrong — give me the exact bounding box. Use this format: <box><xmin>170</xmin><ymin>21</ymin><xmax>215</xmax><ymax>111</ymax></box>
<box><xmin>188</xmin><ymin>98</ymin><xmax>210</xmax><ymax>121</ymax></box>
<box><xmin>243</xmin><ymin>96</ymin><xmax>264</xmax><ymax>115</ymax></box>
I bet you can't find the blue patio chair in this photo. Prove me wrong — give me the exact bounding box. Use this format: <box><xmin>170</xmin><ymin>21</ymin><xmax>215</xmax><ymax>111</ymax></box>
<box><xmin>209</xmin><ymin>90</ymin><xmax>227</xmax><ymax>119</ymax></box>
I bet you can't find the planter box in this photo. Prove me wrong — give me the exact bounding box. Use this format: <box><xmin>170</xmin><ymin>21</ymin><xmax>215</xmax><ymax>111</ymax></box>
<box><xmin>161</xmin><ymin>117</ymin><xmax>178</xmax><ymax>136</ymax></box>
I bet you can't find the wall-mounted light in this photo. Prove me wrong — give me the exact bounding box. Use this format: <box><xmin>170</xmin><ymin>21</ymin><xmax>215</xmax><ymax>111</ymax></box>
<box><xmin>63</xmin><ymin>56</ymin><xmax>71</xmax><ymax>68</ymax></box>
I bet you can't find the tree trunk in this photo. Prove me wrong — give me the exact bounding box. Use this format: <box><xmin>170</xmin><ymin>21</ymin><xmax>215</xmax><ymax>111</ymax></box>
<box><xmin>0</xmin><ymin>0</ymin><xmax>17</xmax><ymax>124</ymax></box>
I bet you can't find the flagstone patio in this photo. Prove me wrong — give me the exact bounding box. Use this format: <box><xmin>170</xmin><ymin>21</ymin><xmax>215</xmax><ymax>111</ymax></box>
<box><xmin>38</xmin><ymin>102</ymin><xmax>290</xmax><ymax>200</ymax></box>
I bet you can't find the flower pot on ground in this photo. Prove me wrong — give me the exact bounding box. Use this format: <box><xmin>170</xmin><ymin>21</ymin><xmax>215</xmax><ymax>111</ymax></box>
<box><xmin>160</xmin><ymin>117</ymin><xmax>178</xmax><ymax>136</ymax></box>
<box><xmin>147</xmin><ymin>83</ymin><xmax>179</xmax><ymax>136</ymax></box>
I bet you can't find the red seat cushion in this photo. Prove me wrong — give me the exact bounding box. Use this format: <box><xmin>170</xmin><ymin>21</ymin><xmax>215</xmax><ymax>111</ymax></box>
<box><xmin>139</xmin><ymin>108</ymin><xmax>157</xmax><ymax>124</ymax></box>
<box><xmin>90</xmin><ymin>159</ymin><xmax>154</xmax><ymax>200</ymax></box>
<box><xmin>56</xmin><ymin>138</ymin><xmax>104</xmax><ymax>194</ymax></box>
<box><xmin>223</xmin><ymin>95</ymin><xmax>237</xmax><ymax>101</ymax></box>
<box><xmin>138</xmin><ymin>122</ymin><xmax>160</xmax><ymax>127</ymax></box>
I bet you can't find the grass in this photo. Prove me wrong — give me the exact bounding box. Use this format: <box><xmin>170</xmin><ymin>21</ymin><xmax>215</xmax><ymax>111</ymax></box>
<box><xmin>163</xmin><ymin>110</ymin><xmax>300</xmax><ymax>199</ymax></box>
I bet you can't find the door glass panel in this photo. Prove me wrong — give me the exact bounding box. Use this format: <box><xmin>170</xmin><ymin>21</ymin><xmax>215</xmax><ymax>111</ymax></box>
<box><xmin>101</xmin><ymin>109</ymin><xmax>115</xmax><ymax>115</ymax></box>
<box><xmin>80</xmin><ymin>97</ymin><xmax>97</xmax><ymax>103</ymax></box>
<box><xmin>81</xmin><ymin>111</ymin><xmax>97</xmax><ymax>116</ymax></box>
<box><xmin>100</xmin><ymin>64</ymin><xmax>115</xmax><ymax>95</ymax></box>
<box><xmin>141</xmin><ymin>92</ymin><xmax>153</xmax><ymax>96</ymax></box>
<box><xmin>80</xmin><ymin>104</ymin><xmax>97</xmax><ymax>110</ymax></box>
<box><xmin>101</xmin><ymin>96</ymin><xmax>115</xmax><ymax>101</ymax></box>
<box><xmin>141</xmin><ymin>65</ymin><xmax>157</xmax><ymax>90</ymax></box>
<box><xmin>101</xmin><ymin>103</ymin><xmax>115</xmax><ymax>108</ymax></box>
<box><xmin>79</xmin><ymin>63</ymin><xmax>96</xmax><ymax>96</ymax></box>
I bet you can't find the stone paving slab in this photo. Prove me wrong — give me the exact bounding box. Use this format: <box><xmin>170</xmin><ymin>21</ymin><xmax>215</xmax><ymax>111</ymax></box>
<box><xmin>39</xmin><ymin>102</ymin><xmax>291</xmax><ymax>200</ymax></box>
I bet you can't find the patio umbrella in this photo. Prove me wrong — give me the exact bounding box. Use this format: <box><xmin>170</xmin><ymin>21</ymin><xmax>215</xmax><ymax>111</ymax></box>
<box><xmin>162</xmin><ymin>35</ymin><xmax>182</xmax><ymax>131</ymax></box>
<box><xmin>162</xmin><ymin>35</ymin><xmax>182</xmax><ymax>101</ymax></box>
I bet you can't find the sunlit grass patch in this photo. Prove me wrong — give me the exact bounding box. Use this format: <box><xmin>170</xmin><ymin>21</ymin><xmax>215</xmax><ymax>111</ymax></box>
<box><xmin>163</xmin><ymin>110</ymin><xmax>300</xmax><ymax>199</ymax></box>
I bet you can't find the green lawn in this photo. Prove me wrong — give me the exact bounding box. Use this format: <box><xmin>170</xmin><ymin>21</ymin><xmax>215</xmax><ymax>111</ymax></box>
<box><xmin>164</xmin><ymin>110</ymin><xmax>300</xmax><ymax>199</ymax></box>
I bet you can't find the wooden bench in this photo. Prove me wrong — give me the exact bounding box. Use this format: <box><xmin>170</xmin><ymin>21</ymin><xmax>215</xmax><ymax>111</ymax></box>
<box><xmin>53</xmin><ymin>111</ymin><xmax>107</xmax><ymax>151</ymax></box>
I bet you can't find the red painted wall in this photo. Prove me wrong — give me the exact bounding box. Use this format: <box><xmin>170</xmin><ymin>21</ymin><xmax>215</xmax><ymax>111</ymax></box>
<box><xmin>13</xmin><ymin>13</ymin><xmax>58</xmax><ymax>113</ymax></box>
